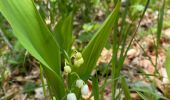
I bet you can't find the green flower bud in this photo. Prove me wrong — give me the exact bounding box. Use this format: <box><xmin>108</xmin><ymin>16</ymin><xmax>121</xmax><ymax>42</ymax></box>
<box><xmin>74</xmin><ymin>58</ymin><xmax>84</xmax><ymax>67</ymax></box>
<box><xmin>64</xmin><ymin>65</ymin><xmax>71</xmax><ymax>74</ymax></box>
<box><xmin>75</xmin><ymin>52</ymin><xmax>82</xmax><ymax>59</ymax></box>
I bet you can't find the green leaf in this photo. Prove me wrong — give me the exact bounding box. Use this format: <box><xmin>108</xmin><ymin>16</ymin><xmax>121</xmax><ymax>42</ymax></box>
<box><xmin>92</xmin><ymin>76</ymin><xmax>99</xmax><ymax>100</ymax></box>
<box><xmin>78</xmin><ymin>32</ymin><xmax>94</xmax><ymax>43</ymax></box>
<box><xmin>136</xmin><ymin>91</ymin><xmax>148</xmax><ymax>100</ymax></box>
<box><xmin>156</xmin><ymin>0</ymin><xmax>165</xmax><ymax>74</ymax></box>
<box><xmin>75</xmin><ymin>1</ymin><xmax>121</xmax><ymax>79</ymax></box>
<box><xmin>0</xmin><ymin>0</ymin><xmax>65</xmax><ymax>99</ymax></box>
<box><xmin>166</xmin><ymin>48</ymin><xmax>170</xmax><ymax>81</ymax></box>
<box><xmin>157</xmin><ymin>0</ymin><xmax>165</xmax><ymax>42</ymax></box>
<box><xmin>131</xmin><ymin>88</ymin><xmax>168</xmax><ymax>100</ymax></box>
<box><xmin>23</xmin><ymin>82</ymin><xmax>37</xmax><ymax>94</ymax></box>
<box><xmin>121</xmin><ymin>77</ymin><xmax>132</xmax><ymax>100</ymax></box>
<box><xmin>43</xmin><ymin>66</ymin><xmax>65</xmax><ymax>100</ymax></box>
<box><xmin>57</xmin><ymin>0</ymin><xmax>68</xmax><ymax>17</ymax></box>
<box><xmin>0</xmin><ymin>0</ymin><xmax>60</xmax><ymax>74</ymax></box>
<box><xmin>54</xmin><ymin>13</ymin><xmax>73</xmax><ymax>54</ymax></box>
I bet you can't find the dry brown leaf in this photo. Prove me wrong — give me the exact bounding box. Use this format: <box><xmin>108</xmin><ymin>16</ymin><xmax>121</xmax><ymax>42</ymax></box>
<box><xmin>97</xmin><ymin>48</ymin><xmax>112</xmax><ymax>65</ymax></box>
<box><xmin>127</xmin><ymin>49</ymin><xmax>138</xmax><ymax>59</ymax></box>
<box><xmin>164</xmin><ymin>28</ymin><xmax>170</xmax><ymax>38</ymax></box>
<box><xmin>156</xmin><ymin>79</ymin><xmax>170</xmax><ymax>99</ymax></box>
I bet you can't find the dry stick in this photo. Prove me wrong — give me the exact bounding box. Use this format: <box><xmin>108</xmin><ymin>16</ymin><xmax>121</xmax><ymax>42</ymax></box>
<box><xmin>134</xmin><ymin>38</ymin><xmax>160</xmax><ymax>77</ymax></box>
<box><xmin>143</xmin><ymin>25</ymin><xmax>160</xmax><ymax>75</ymax></box>
<box><xmin>137</xmin><ymin>1</ymin><xmax>165</xmax><ymax>81</ymax></box>
<box><xmin>134</xmin><ymin>38</ymin><xmax>155</xmax><ymax>69</ymax></box>
<box><xmin>150</xmin><ymin>29</ymin><xmax>161</xmax><ymax>75</ymax></box>
<box><xmin>133</xmin><ymin>38</ymin><xmax>162</xmax><ymax>99</ymax></box>
<box><xmin>124</xmin><ymin>0</ymin><xmax>150</xmax><ymax>58</ymax></box>
<box><xmin>0</xmin><ymin>28</ymin><xmax>12</xmax><ymax>49</ymax></box>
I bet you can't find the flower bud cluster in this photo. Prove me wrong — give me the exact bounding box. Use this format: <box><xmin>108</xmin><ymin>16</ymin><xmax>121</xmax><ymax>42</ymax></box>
<box><xmin>76</xmin><ymin>79</ymin><xmax>89</xmax><ymax>96</ymax></box>
<box><xmin>67</xmin><ymin>79</ymin><xmax>89</xmax><ymax>100</ymax></box>
<box><xmin>74</xmin><ymin>52</ymin><xmax>84</xmax><ymax>67</ymax></box>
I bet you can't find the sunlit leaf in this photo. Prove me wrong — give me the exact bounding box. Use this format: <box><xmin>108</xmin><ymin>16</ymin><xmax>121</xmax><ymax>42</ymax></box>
<box><xmin>54</xmin><ymin>13</ymin><xmax>73</xmax><ymax>54</ymax></box>
<box><xmin>75</xmin><ymin>1</ymin><xmax>121</xmax><ymax>79</ymax></box>
<box><xmin>0</xmin><ymin>0</ymin><xmax>65</xmax><ymax>99</ymax></box>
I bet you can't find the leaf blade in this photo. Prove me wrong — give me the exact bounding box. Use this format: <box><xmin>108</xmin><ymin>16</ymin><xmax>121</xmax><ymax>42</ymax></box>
<box><xmin>75</xmin><ymin>1</ymin><xmax>121</xmax><ymax>79</ymax></box>
<box><xmin>54</xmin><ymin>13</ymin><xmax>73</xmax><ymax>54</ymax></box>
<box><xmin>121</xmin><ymin>77</ymin><xmax>132</xmax><ymax>100</ymax></box>
<box><xmin>92</xmin><ymin>76</ymin><xmax>99</xmax><ymax>100</ymax></box>
<box><xmin>0</xmin><ymin>0</ymin><xmax>65</xmax><ymax>99</ymax></box>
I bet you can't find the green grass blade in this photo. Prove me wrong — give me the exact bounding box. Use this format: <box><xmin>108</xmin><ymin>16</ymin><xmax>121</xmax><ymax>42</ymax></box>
<box><xmin>0</xmin><ymin>0</ymin><xmax>65</xmax><ymax>99</ymax></box>
<box><xmin>121</xmin><ymin>77</ymin><xmax>132</xmax><ymax>100</ymax></box>
<box><xmin>166</xmin><ymin>48</ymin><xmax>170</xmax><ymax>81</ymax></box>
<box><xmin>136</xmin><ymin>91</ymin><xmax>148</xmax><ymax>100</ymax></box>
<box><xmin>75</xmin><ymin>1</ymin><xmax>121</xmax><ymax>79</ymax></box>
<box><xmin>131</xmin><ymin>88</ymin><xmax>168</xmax><ymax>100</ymax></box>
<box><xmin>157</xmin><ymin>0</ymin><xmax>165</xmax><ymax>43</ymax></box>
<box><xmin>156</xmin><ymin>0</ymin><xmax>165</xmax><ymax>74</ymax></box>
<box><xmin>119</xmin><ymin>0</ymin><xmax>150</xmax><ymax>72</ymax></box>
<box><xmin>92</xmin><ymin>76</ymin><xmax>99</xmax><ymax>100</ymax></box>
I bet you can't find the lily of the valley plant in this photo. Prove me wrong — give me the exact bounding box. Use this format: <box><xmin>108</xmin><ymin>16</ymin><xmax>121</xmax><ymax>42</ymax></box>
<box><xmin>0</xmin><ymin>0</ymin><xmax>158</xmax><ymax>100</ymax></box>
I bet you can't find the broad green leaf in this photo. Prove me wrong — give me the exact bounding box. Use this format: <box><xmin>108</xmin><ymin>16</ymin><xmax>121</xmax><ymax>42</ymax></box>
<box><xmin>54</xmin><ymin>14</ymin><xmax>73</xmax><ymax>54</ymax></box>
<box><xmin>0</xmin><ymin>0</ymin><xmax>65</xmax><ymax>99</ymax></box>
<box><xmin>43</xmin><ymin>67</ymin><xmax>65</xmax><ymax>100</ymax></box>
<box><xmin>75</xmin><ymin>1</ymin><xmax>121</xmax><ymax>79</ymax></box>
<box><xmin>0</xmin><ymin>0</ymin><xmax>61</xmax><ymax>74</ymax></box>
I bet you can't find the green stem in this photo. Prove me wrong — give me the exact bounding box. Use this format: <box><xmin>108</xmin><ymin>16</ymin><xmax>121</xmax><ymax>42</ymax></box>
<box><xmin>40</xmin><ymin>65</ymin><xmax>46</xmax><ymax>96</ymax></box>
<box><xmin>0</xmin><ymin>28</ymin><xmax>13</xmax><ymax>49</ymax></box>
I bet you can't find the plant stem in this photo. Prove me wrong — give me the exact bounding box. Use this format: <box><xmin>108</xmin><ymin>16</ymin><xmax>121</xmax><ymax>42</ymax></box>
<box><xmin>0</xmin><ymin>28</ymin><xmax>12</xmax><ymax>49</ymax></box>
